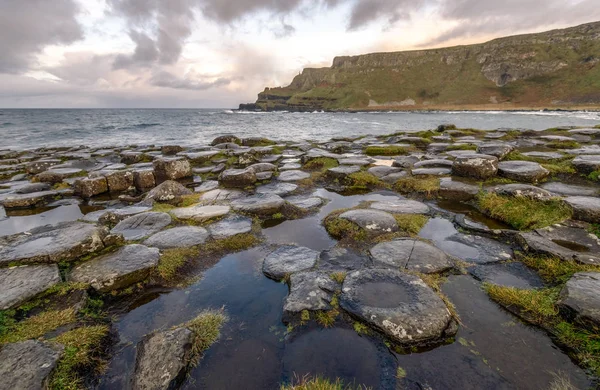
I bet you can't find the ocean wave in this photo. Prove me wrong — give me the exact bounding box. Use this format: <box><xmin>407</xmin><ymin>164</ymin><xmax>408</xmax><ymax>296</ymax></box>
<box><xmin>96</xmin><ymin>125</ymin><xmax>116</xmax><ymax>130</ymax></box>
<box><xmin>132</xmin><ymin>123</ymin><xmax>161</xmax><ymax>128</ymax></box>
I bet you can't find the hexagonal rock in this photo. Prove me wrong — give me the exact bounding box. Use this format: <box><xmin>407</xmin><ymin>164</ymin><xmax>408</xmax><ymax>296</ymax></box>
<box><xmin>74</xmin><ymin>176</ymin><xmax>108</xmax><ymax>198</ymax></box>
<box><xmin>491</xmin><ymin>184</ymin><xmax>553</xmax><ymax>200</ymax></box>
<box><xmin>132</xmin><ymin>327</ymin><xmax>194</xmax><ymax>390</ymax></box>
<box><xmin>144</xmin><ymin>180</ymin><xmax>192</xmax><ymax>205</ymax></box>
<box><xmin>211</xmin><ymin>134</ymin><xmax>241</xmax><ymax>145</ymax></box>
<box><xmin>145</xmin><ymin>226</ymin><xmax>210</xmax><ymax>249</ymax></box>
<box><xmin>541</xmin><ymin>182</ymin><xmax>599</xmax><ymax>197</ymax></box>
<box><xmin>572</xmin><ymin>155</ymin><xmax>600</xmax><ymax>175</ymax></box>
<box><xmin>565</xmin><ymin>196</ymin><xmax>600</xmax><ymax>223</ymax></box>
<box><xmin>370</xmin><ymin>238</ymin><xmax>452</xmax><ymax>274</ymax></box>
<box><xmin>231</xmin><ymin>194</ymin><xmax>285</xmax><ymax>215</ymax></box>
<box><xmin>0</xmin><ymin>221</ymin><xmax>107</xmax><ymax>266</ymax></box>
<box><xmin>153</xmin><ymin>157</ymin><xmax>192</xmax><ymax>182</ymax></box>
<box><xmin>0</xmin><ymin>340</ymin><xmax>64</xmax><ymax>390</ymax></box>
<box><xmin>218</xmin><ymin>168</ymin><xmax>257</xmax><ymax>188</ymax></box>
<box><xmin>476</xmin><ymin>143</ymin><xmax>514</xmax><ymax>159</ymax></box>
<box><xmin>283</xmin><ymin>271</ymin><xmax>338</xmax><ymax>318</ymax></box>
<box><xmin>0</xmin><ymin>264</ymin><xmax>61</xmax><ymax>310</ymax></box>
<box><xmin>277</xmin><ymin>170</ymin><xmax>310</xmax><ymax>182</ymax></box>
<box><xmin>201</xmin><ymin>189</ymin><xmax>244</xmax><ymax>202</ymax></box>
<box><xmin>26</xmin><ymin>159</ymin><xmax>61</xmax><ymax>174</ymax></box>
<box><xmin>445</xmin><ymin>233</ymin><xmax>513</xmax><ymax>264</ymax></box>
<box><xmin>285</xmin><ymin>196</ymin><xmax>323</xmax><ymax>210</ymax></box>
<box><xmin>170</xmin><ymin>205</ymin><xmax>230</xmax><ymax>222</ymax></box>
<box><xmin>256</xmin><ymin>182</ymin><xmax>298</xmax><ymax>197</ymax></box>
<box><xmin>326</xmin><ymin>165</ymin><xmax>361</xmax><ymax>180</ymax></box>
<box><xmin>69</xmin><ymin>244</ymin><xmax>160</xmax><ymax>292</ymax></box>
<box><xmin>0</xmin><ymin>190</ymin><xmax>62</xmax><ymax>209</ymax></box>
<box><xmin>497</xmin><ymin>161</ymin><xmax>549</xmax><ymax>183</ymax></box>
<box><xmin>370</xmin><ymin>199</ymin><xmax>429</xmax><ymax>215</ymax></box>
<box><xmin>104</xmin><ymin>170</ymin><xmax>134</xmax><ymax>192</ymax></box>
<box><xmin>340</xmin><ymin>269</ymin><xmax>454</xmax><ymax>344</ymax></box>
<box><xmin>468</xmin><ymin>262</ymin><xmax>544</xmax><ymax>289</ymax></box>
<box><xmin>438</xmin><ymin>178</ymin><xmax>479</xmax><ymax>201</ymax></box>
<box><xmin>338</xmin><ymin>209</ymin><xmax>399</xmax><ymax>234</ymax></box>
<box><xmin>262</xmin><ymin>245</ymin><xmax>320</xmax><ymax>280</ymax></box>
<box><xmin>133</xmin><ymin>169</ymin><xmax>156</xmax><ymax>190</ymax></box>
<box><xmin>558</xmin><ymin>272</ymin><xmax>600</xmax><ymax>331</ymax></box>
<box><xmin>207</xmin><ymin>215</ymin><xmax>253</xmax><ymax>239</ymax></box>
<box><xmin>451</xmin><ymin>153</ymin><xmax>498</xmax><ymax>179</ymax></box>
<box><xmin>111</xmin><ymin>212</ymin><xmax>172</xmax><ymax>241</ymax></box>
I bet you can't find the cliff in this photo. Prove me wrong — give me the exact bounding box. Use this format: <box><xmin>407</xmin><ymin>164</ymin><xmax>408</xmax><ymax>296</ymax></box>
<box><xmin>240</xmin><ymin>21</ymin><xmax>600</xmax><ymax>111</ymax></box>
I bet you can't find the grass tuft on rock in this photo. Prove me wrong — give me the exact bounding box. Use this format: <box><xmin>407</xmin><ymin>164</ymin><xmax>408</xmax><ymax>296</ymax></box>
<box><xmin>183</xmin><ymin>309</ymin><xmax>228</xmax><ymax>365</ymax></box>
<box><xmin>50</xmin><ymin>325</ymin><xmax>110</xmax><ymax>390</ymax></box>
<box><xmin>546</xmin><ymin>140</ymin><xmax>581</xmax><ymax>149</ymax></box>
<box><xmin>323</xmin><ymin>210</ymin><xmax>367</xmax><ymax>242</ymax></box>
<box><xmin>394</xmin><ymin>176</ymin><xmax>440</xmax><ymax>197</ymax></box>
<box><xmin>394</xmin><ymin>214</ymin><xmax>429</xmax><ymax>235</ymax></box>
<box><xmin>347</xmin><ymin>171</ymin><xmax>385</xmax><ymax>190</ymax></box>
<box><xmin>330</xmin><ymin>272</ymin><xmax>347</xmax><ymax>284</ymax></box>
<box><xmin>353</xmin><ymin>321</ymin><xmax>370</xmax><ymax>335</ymax></box>
<box><xmin>477</xmin><ymin>192</ymin><xmax>572</xmax><ymax>230</ymax></box>
<box><xmin>303</xmin><ymin>157</ymin><xmax>339</xmax><ymax>171</ymax></box>
<box><xmin>364</xmin><ymin>145</ymin><xmax>412</xmax><ymax>156</ymax></box>
<box><xmin>280</xmin><ymin>375</ymin><xmax>371</xmax><ymax>390</ymax></box>
<box><xmin>484</xmin><ymin>284</ymin><xmax>559</xmax><ymax>323</ymax></box>
<box><xmin>152</xmin><ymin>202</ymin><xmax>176</xmax><ymax>213</ymax></box>
<box><xmin>519</xmin><ymin>254</ymin><xmax>600</xmax><ymax>285</ymax></box>
<box><xmin>0</xmin><ymin>308</ymin><xmax>78</xmax><ymax>344</ymax></box>
<box><xmin>315</xmin><ymin>310</ymin><xmax>338</xmax><ymax>328</ymax></box>
<box><xmin>157</xmin><ymin>247</ymin><xmax>200</xmax><ymax>280</ymax></box>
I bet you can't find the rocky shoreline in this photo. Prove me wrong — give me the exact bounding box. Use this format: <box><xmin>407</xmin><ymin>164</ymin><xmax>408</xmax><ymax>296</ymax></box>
<box><xmin>1</xmin><ymin>125</ymin><xmax>600</xmax><ymax>389</ymax></box>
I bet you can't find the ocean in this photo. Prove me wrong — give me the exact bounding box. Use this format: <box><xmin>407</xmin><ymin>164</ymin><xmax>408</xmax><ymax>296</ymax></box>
<box><xmin>1</xmin><ymin>108</ymin><xmax>599</xmax><ymax>150</ymax></box>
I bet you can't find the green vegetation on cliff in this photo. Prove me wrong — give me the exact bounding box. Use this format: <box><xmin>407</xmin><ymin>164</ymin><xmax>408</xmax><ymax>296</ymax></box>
<box><xmin>244</xmin><ymin>21</ymin><xmax>600</xmax><ymax>111</ymax></box>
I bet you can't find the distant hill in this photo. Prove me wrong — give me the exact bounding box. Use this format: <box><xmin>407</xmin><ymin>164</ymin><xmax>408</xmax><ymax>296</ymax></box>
<box><xmin>240</xmin><ymin>21</ymin><xmax>600</xmax><ymax>111</ymax></box>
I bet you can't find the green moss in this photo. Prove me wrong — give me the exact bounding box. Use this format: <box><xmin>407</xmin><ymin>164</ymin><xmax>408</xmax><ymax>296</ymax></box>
<box><xmin>546</xmin><ymin>140</ymin><xmax>581</xmax><ymax>149</ymax></box>
<box><xmin>280</xmin><ymin>376</ymin><xmax>371</xmax><ymax>390</ymax></box>
<box><xmin>479</xmin><ymin>177</ymin><xmax>518</xmax><ymax>186</ymax></box>
<box><xmin>541</xmin><ymin>161</ymin><xmax>576</xmax><ymax>175</ymax></box>
<box><xmin>323</xmin><ymin>210</ymin><xmax>367</xmax><ymax>241</ymax></box>
<box><xmin>184</xmin><ymin>309</ymin><xmax>228</xmax><ymax>365</ymax></box>
<box><xmin>179</xmin><ymin>194</ymin><xmax>201</xmax><ymax>207</ymax></box>
<box><xmin>353</xmin><ymin>321</ymin><xmax>370</xmax><ymax>335</ymax></box>
<box><xmin>302</xmin><ymin>157</ymin><xmax>339</xmax><ymax>171</ymax></box>
<box><xmin>271</xmin><ymin>146</ymin><xmax>285</xmax><ymax>154</ymax></box>
<box><xmin>50</xmin><ymin>325</ymin><xmax>110</xmax><ymax>390</ymax></box>
<box><xmin>152</xmin><ymin>202</ymin><xmax>176</xmax><ymax>212</ymax></box>
<box><xmin>477</xmin><ymin>192</ymin><xmax>572</xmax><ymax>230</ymax></box>
<box><xmin>446</xmin><ymin>144</ymin><xmax>477</xmax><ymax>151</ymax></box>
<box><xmin>394</xmin><ymin>176</ymin><xmax>440</xmax><ymax>197</ymax></box>
<box><xmin>0</xmin><ymin>309</ymin><xmax>16</xmax><ymax>339</ymax></box>
<box><xmin>0</xmin><ymin>308</ymin><xmax>78</xmax><ymax>344</ymax></box>
<box><xmin>519</xmin><ymin>254</ymin><xmax>600</xmax><ymax>284</ymax></box>
<box><xmin>364</xmin><ymin>145</ymin><xmax>412</xmax><ymax>156</ymax></box>
<box><xmin>590</xmin><ymin>223</ymin><xmax>600</xmax><ymax>238</ymax></box>
<box><xmin>272</xmin><ymin>213</ymin><xmax>284</xmax><ymax>219</ymax></box>
<box><xmin>301</xmin><ymin>310</ymin><xmax>310</xmax><ymax>323</ymax></box>
<box><xmin>53</xmin><ymin>182</ymin><xmax>72</xmax><ymax>190</ymax></box>
<box><xmin>315</xmin><ymin>310</ymin><xmax>338</xmax><ymax>328</ymax></box>
<box><xmin>17</xmin><ymin>282</ymin><xmax>89</xmax><ymax>313</ymax></box>
<box><xmin>157</xmin><ymin>247</ymin><xmax>199</xmax><ymax>280</ymax></box>
<box><xmin>347</xmin><ymin>171</ymin><xmax>385</xmax><ymax>190</ymax></box>
<box><xmin>553</xmin><ymin>321</ymin><xmax>600</xmax><ymax>376</ymax></box>
<box><xmin>587</xmin><ymin>170</ymin><xmax>600</xmax><ymax>182</ymax></box>
<box><xmin>394</xmin><ymin>214</ymin><xmax>429</xmax><ymax>235</ymax></box>
<box><xmin>484</xmin><ymin>284</ymin><xmax>559</xmax><ymax>323</ymax></box>
<box><xmin>396</xmin><ymin>367</ymin><xmax>407</xmax><ymax>379</ymax></box>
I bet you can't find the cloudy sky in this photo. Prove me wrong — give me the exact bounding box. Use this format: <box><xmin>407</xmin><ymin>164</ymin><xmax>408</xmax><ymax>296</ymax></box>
<box><xmin>1</xmin><ymin>0</ymin><xmax>599</xmax><ymax>108</ymax></box>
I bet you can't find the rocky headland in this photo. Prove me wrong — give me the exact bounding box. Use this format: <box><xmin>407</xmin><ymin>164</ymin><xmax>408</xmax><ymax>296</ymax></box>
<box><xmin>241</xmin><ymin>21</ymin><xmax>600</xmax><ymax>112</ymax></box>
<box><xmin>0</xmin><ymin>125</ymin><xmax>600</xmax><ymax>388</ymax></box>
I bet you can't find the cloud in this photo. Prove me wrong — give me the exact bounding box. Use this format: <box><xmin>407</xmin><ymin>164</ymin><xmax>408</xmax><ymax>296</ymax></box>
<box><xmin>347</xmin><ymin>0</ymin><xmax>430</xmax><ymax>30</ymax></box>
<box><xmin>0</xmin><ymin>0</ymin><xmax>83</xmax><ymax>73</ymax></box>
<box><xmin>149</xmin><ymin>70</ymin><xmax>231</xmax><ymax>90</ymax></box>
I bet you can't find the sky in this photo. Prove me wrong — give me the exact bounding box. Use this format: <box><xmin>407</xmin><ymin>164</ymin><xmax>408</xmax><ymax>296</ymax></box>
<box><xmin>1</xmin><ymin>0</ymin><xmax>599</xmax><ymax>108</ymax></box>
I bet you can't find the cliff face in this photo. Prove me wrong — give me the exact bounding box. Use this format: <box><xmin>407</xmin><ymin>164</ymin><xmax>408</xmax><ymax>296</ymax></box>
<box><xmin>241</xmin><ymin>21</ymin><xmax>600</xmax><ymax>111</ymax></box>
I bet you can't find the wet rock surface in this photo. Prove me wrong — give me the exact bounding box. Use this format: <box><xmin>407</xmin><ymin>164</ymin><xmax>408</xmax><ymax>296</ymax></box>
<box><xmin>559</xmin><ymin>272</ymin><xmax>600</xmax><ymax>330</ymax></box>
<box><xmin>370</xmin><ymin>238</ymin><xmax>453</xmax><ymax>274</ymax></box>
<box><xmin>262</xmin><ymin>245</ymin><xmax>320</xmax><ymax>280</ymax></box>
<box><xmin>0</xmin><ymin>340</ymin><xmax>64</xmax><ymax>390</ymax></box>
<box><xmin>0</xmin><ymin>264</ymin><xmax>61</xmax><ymax>310</ymax></box>
<box><xmin>340</xmin><ymin>269</ymin><xmax>453</xmax><ymax>344</ymax></box>
<box><xmin>339</xmin><ymin>209</ymin><xmax>399</xmax><ymax>234</ymax></box>
<box><xmin>111</xmin><ymin>212</ymin><xmax>172</xmax><ymax>240</ymax></box>
<box><xmin>498</xmin><ymin>160</ymin><xmax>549</xmax><ymax>183</ymax></box>
<box><xmin>283</xmin><ymin>271</ymin><xmax>338</xmax><ymax>317</ymax></box>
<box><xmin>468</xmin><ymin>262</ymin><xmax>545</xmax><ymax>289</ymax></box>
<box><xmin>144</xmin><ymin>226</ymin><xmax>210</xmax><ymax>249</ymax></box>
<box><xmin>70</xmin><ymin>244</ymin><xmax>160</xmax><ymax>291</ymax></box>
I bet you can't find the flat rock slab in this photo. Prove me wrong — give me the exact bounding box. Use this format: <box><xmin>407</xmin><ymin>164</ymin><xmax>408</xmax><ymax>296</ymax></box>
<box><xmin>339</xmin><ymin>209</ymin><xmax>399</xmax><ymax>234</ymax></box>
<box><xmin>170</xmin><ymin>205</ymin><xmax>230</xmax><ymax>221</ymax></box>
<box><xmin>327</xmin><ymin>165</ymin><xmax>361</xmax><ymax>179</ymax></box>
<box><xmin>491</xmin><ymin>184</ymin><xmax>553</xmax><ymax>200</ymax></box>
<box><xmin>498</xmin><ymin>161</ymin><xmax>549</xmax><ymax>183</ymax></box>
<box><xmin>317</xmin><ymin>246</ymin><xmax>372</xmax><ymax>272</ymax></box>
<box><xmin>368</xmin><ymin>166</ymin><xmax>402</xmax><ymax>178</ymax></box>
<box><xmin>412</xmin><ymin>167</ymin><xmax>451</xmax><ymax>176</ymax></box>
<box><xmin>565</xmin><ymin>196</ymin><xmax>600</xmax><ymax>223</ymax></box>
<box><xmin>207</xmin><ymin>215</ymin><xmax>253</xmax><ymax>239</ymax></box>
<box><xmin>338</xmin><ymin>158</ymin><xmax>371</xmax><ymax>166</ymax></box>
<box><xmin>370</xmin><ymin>199</ymin><xmax>429</xmax><ymax>215</ymax></box>
<box><xmin>194</xmin><ymin>180</ymin><xmax>219</xmax><ymax>193</ymax></box>
<box><xmin>370</xmin><ymin>238</ymin><xmax>453</xmax><ymax>274</ymax></box>
<box><xmin>111</xmin><ymin>212</ymin><xmax>172</xmax><ymax>241</ymax></box>
<box><xmin>231</xmin><ymin>194</ymin><xmax>285</xmax><ymax>215</ymax></box>
<box><xmin>285</xmin><ymin>196</ymin><xmax>323</xmax><ymax>210</ymax></box>
<box><xmin>444</xmin><ymin>233</ymin><xmax>513</xmax><ymax>264</ymax></box>
<box><xmin>70</xmin><ymin>244</ymin><xmax>159</xmax><ymax>292</ymax></box>
<box><xmin>476</xmin><ymin>143</ymin><xmax>514</xmax><ymax>159</ymax></box>
<box><xmin>219</xmin><ymin>168</ymin><xmax>257</xmax><ymax>188</ymax></box>
<box><xmin>256</xmin><ymin>182</ymin><xmax>298</xmax><ymax>197</ymax></box>
<box><xmin>132</xmin><ymin>327</ymin><xmax>194</xmax><ymax>390</ymax></box>
<box><xmin>521</xmin><ymin>151</ymin><xmax>564</xmax><ymax>160</ymax></box>
<box><xmin>541</xmin><ymin>182</ymin><xmax>599</xmax><ymax>197</ymax></box>
<box><xmin>0</xmin><ymin>264</ymin><xmax>61</xmax><ymax>310</ymax></box>
<box><xmin>0</xmin><ymin>221</ymin><xmax>107</xmax><ymax>266</ymax></box>
<box><xmin>277</xmin><ymin>170</ymin><xmax>310</xmax><ymax>182</ymax></box>
<box><xmin>262</xmin><ymin>245</ymin><xmax>320</xmax><ymax>280</ymax></box>
<box><xmin>518</xmin><ymin>226</ymin><xmax>600</xmax><ymax>265</ymax></box>
<box><xmin>451</xmin><ymin>153</ymin><xmax>498</xmax><ymax>180</ymax></box>
<box><xmin>283</xmin><ymin>271</ymin><xmax>338</xmax><ymax>317</ymax></box>
<box><xmin>559</xmin><ymin>272</ymin><xmax>600</xmax><ymax>331</ymax></box>
<box><xmin>439</xmin><ymin>178</ymin><xmax>479</xmax><ymax>201</ymax></box>
<box><xmin>0</xmin><ymin>340</ymin><xmax>64</xmax><ymax>390</ymax></box>
<box><xmin>340</xmin><ymin>269</ymin><xmax>453</xmax><ymax>344</ymax></box>
<box><xmin>468</xmin><ymin>263</ymin><xmax>544</xmax><ymax>289</ymax></box>
<box><xmin>1</xmin><ymin>190</ymin><xmax>62</xmax><ymax>209</ymax></box>
<box><xmin>200</xmin><ymin>189</ymin><xmax>244</xmax><ymax>202</ymax></box>
<box><xmin>144</xmin><ymin>226</ymin><xmax>210</xmax><ymax>249</ymax></box>
<box><xmin>145</xmin><ymin>180</ymin><xmax>192</xmax><ymax>205</ymax></box>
